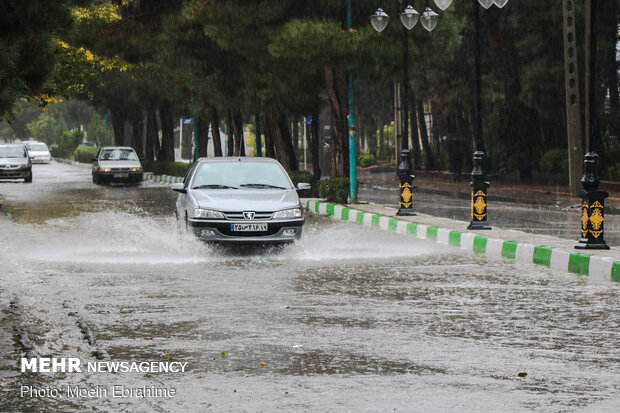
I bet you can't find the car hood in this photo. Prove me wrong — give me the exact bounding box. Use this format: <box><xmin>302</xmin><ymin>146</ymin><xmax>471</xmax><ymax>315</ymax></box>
<box><xmin>28</xmin><ymin>151</ymin><xmax>50</xmax><ymax>156</ymax></box>
<box><xmin>0</xmin><ymin>158</ymin><xmax>29</xmax><ymax>166</ymax></box>
<box><xmin>98</xmin><ymin>160</ymin><xmax>141</xmax><ymax>168</ymax></box>
<box><xmin>191</xmin><ymin>189</ymin><xmax>300</xmax><ymax>212</ymax></box>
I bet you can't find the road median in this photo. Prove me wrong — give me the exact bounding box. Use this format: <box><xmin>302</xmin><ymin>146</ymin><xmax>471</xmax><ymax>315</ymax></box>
<box><xmin>305</xmin><ymin>199</ymin><xmax>620</xmax><ymax>282</ymax></box>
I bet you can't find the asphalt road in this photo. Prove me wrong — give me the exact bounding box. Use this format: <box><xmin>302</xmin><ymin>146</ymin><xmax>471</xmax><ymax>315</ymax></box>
<box><xmin>0</xmin><ymin>162</ymin><xmax>618</xmax><ymax>412</ymax></box>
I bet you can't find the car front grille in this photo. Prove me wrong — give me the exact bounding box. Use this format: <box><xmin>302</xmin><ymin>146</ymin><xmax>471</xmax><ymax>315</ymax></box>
<box><xmin>0</xmin><ymin>165</ymin><xmax>20</xmax><ymax>169</ymax></box>
<box><xmin>222</xmin><ymin>211</ymin><xmax>274</xmax><ymax>220</ymax></box>
<box><xmin>111</xmin><ymin>168</ymin><xmax>131</xmax><ymax>172</ymax></box>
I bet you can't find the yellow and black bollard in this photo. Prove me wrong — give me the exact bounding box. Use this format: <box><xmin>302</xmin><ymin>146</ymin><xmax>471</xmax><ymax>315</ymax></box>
<box><xmin>467</xmin><ymin>151</ymin><xmax>491</xmax><ymax>230</ymax></box>
<box><xmin>575</xmin><ymin>152</ymin><xmax>609</xmax><ymax>250</ymax></box>
<box><xmin>397</xmin><ymin>149</ymin><xmax>416</xmax><ymax>216</ymax></box>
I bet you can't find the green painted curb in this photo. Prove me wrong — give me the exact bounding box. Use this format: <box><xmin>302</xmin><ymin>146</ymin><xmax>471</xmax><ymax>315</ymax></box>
<box><xmin>502</xmin><ymin>241</ymin><xmax>517</xmax><ymax>259</ymax></box>
<box><xmin>533</xmin><ymin>246</ymin><xmax>553</xmax><ymax>267</ymax></box>
<box><xmin>473</xmin><ymin>236</ymin><xmax>487</xmax><ymax>253</ymax></box>
<box><xmin>449</xmin><ymin>231</ymin><xmax>462</xmax><ymax>247</ymax></box>
<box><xmin>426</xmin><ymin>226</ymin><xmax>438</xmax><ymax>241</ymax></box>
<box><xmin>568</xmin><ymin>253</ymin><xmax>590</xmax><ymax>275</ymax></box>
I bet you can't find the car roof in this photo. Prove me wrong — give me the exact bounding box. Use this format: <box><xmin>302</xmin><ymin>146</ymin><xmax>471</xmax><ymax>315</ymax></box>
<box><xmin>100</xmin><ymin>146</ymin><xmax>136</xmax><ymax>150</ymax></box>
<box><xmin>0</xmin><ymin>143</ymin><xmax>26</xmax><ymax>147</ymax></box>
<box><xmin>196</xmin><ymin>157</ymin><xmax>280</xmax><ymax>164</ymax></box>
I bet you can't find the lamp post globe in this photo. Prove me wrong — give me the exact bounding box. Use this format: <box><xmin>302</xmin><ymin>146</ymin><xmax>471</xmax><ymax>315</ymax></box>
<box><xmin>370</xmin><ymin>8</ymin><xmax>390</xmax><ymax>32</ymax></box>
<box><xmin>493</xmin><ymin>0</ymin><xmax>509</xmax><ymax>8</ymax></box>
<box><xmin>399</xmin><ymin>5</ymin><xmax>420</xmax><ymax>30</ymax></box>
<box><xmin>434</xmin><ymin>0</ymin><xmax>453</xmax><ymax>11</ymax></box>
<box><xmin>420</xmin><ymin>7</ymin><xmax>439</xmax><ymax>32</ymax></box>
<box><xmin>478</xmin><ymin>0</ymin><xmax>494</xmax><ymax>9</ymax></box>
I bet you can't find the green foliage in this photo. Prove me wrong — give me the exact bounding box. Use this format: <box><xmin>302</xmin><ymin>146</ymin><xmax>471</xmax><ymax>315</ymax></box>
<box><xmin>86</xmin><ymin>117</ymin><xmax>113</xmax><ymax>147</ymax></box>
<box><xmin>74</xmin><ymin>146</ymin><xmax>99</xmax><ymax>163</ymax></box>
<box><xmin>357</xmin><ymin>150</ymin><xmax>376</xmax><ymax>167</ymax></box>
<box><xmin>26</xmin><ymin>112</ymin><xmax>67</xmax><ymax>145</ymax></box>
<box><xmin>56</xmin><ymin>130</ymin><xmax>85</xmax><ymax>159</ymax></box>
<box><xmin>318</xmin><ymin>178</ymin><xmax>351</xmax><ymax>204</ymax></box>
<box><xmin>0</xmin><ymin>0</ymin><xmax>74</xmax><ymax>115</ymax></box>
<box><xmin>539</xmin><ymin>149</ymin><xmax>568</xmax><ymax>173</ymax></box>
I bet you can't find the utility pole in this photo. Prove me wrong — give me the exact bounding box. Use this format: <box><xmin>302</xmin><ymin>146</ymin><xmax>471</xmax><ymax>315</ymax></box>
<box><xmin>347</xmin><ymin>0</ymin><xmax>358</xmax><ymax>203</ymax></box>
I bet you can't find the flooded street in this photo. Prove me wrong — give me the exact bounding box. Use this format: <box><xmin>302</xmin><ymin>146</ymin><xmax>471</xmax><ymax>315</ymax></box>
<box><xmin>1</xmin><ymin>162</ymin><xmax>619</xmax><ymax>412</ymax></box>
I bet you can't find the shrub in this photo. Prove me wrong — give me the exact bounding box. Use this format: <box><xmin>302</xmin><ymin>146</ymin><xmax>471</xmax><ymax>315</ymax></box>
<box><xmin>318</xmin><ymin>177</ymin><xmax>351</xmax><ymax>203</ymax></box>
<box><xmin>57</xmin><ymin>130</ymin><xmax>85</xmax><ymax>159</ymax></box>
<box><xmin>539</xmin><ymin>149</ymin><xmax>568</xmax><ymax>173</ymax></box>
<box><xmin>74</xmin><ymin>146</ymin><xmax>99</xmax><ymax>163</ymax></box>
<box><xmin>289</xmin><ymin>170</ymin><xmax>318</xmax><ymax>197</ymax></box>
<box><xmin>151</xmin><ymin>161</ymin><xmax>191</xmax><ymax>177</ymax></box>
<box><xmin>357</xmin><ymin>151</ymin><xmax>376</xmax><ymax>167</ymax></box>
<box><xmin>49</xmin><ymin>144</ymin><xmax>62</xmax><ymax>158</ymax></box>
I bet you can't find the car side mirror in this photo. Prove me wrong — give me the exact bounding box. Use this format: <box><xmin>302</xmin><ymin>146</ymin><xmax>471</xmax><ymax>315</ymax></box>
<box><xmin>296</xmin><ymin>182</ymin><xmax>311</xmax><ymax>191</ymax></box>
<box><xmin>170</xmin><ymin>183</ymin><xmax>186</xmax><ymax>194</ymax></box>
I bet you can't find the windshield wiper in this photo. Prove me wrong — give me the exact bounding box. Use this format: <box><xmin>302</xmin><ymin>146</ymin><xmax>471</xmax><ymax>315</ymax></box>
<box><xmin>240</xmin><ymin>183</ymin><xmax>287</xmax><ymax>189</ymax></box>
<box><xmin>192</xmin><ymin>184</ymin><xmax>238</xmax><ymax>190</ymax></box>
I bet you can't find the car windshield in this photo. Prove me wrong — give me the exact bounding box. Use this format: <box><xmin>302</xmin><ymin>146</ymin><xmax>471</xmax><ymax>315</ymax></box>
<box><xmin>26</xmin><ymin>143</ymin><xmax>48</xmax><ymax>151</ymax></box>
<box><xmin>99</xmin><ymin>149</ymin><xmax>138</xmax><ymax>161</ymax></box>
<box><xmin>192</xmin><ymin>162</ymin><xmax>291</xmax><ymax>190</ymax></box>
<box><xmin>0</xmin><ymin>146</ymin><xmax>27</xmax><ymax>158</ymax></box>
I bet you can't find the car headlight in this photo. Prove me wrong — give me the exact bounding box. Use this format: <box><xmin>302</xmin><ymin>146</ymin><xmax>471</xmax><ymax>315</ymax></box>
<box><xmin>193</xmin><ymin>208</ymin><xmax>224</xmax><ymax>219</ymax></box>
<box><xmin>131</xmin><ymin>167</ymin><xmax>142</xmax><ymax>172</ymax></box>
<box><xmin>98</xmin><ymin>167</ymin><xmax>111</xmax><ymax>172</ymax></box>
<box><xmin>273</xmin><ymin>208</ymin><xmax>302</xmax><ymax>219</ymax></box>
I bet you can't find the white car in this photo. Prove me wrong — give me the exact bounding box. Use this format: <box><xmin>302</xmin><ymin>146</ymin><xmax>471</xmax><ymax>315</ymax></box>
<box><xmin>24</xmin><ymin>141</ymin><xmax>51</xmax><ymax>164</ymax></box>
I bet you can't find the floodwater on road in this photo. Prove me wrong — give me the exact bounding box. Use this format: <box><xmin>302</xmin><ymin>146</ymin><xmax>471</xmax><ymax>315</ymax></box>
<box><xmin>0</xmin><ymin>162</ymin><xmax>619</xmax><ymax>412</ymax></box>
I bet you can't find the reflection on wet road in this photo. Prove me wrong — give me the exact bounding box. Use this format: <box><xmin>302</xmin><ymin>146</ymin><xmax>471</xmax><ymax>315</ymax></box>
<box><xmin>0</xmin><ymin>162</ymin><xmax>618</xmax><ymax>412</ymax></box>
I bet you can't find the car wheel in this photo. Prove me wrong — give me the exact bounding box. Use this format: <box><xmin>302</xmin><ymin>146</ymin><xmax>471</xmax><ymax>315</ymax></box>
<box><xmin>93</xmin><ymin>173</ymin><xmax>100</xmax><ymax>185</ymax></box>
<box><xmin>24</xmin><ymin>171</ymin><xmax>32</xmax><ymax>183</ymax></box>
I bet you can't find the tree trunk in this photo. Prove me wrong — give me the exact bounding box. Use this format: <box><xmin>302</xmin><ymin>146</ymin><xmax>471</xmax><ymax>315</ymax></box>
<box><xmin>368</xmin><ymin>119</ymin><xmax>377</xmax><ymax>159</ymax></box>
<box><xmin>292</xmin><ymin>118</ymin><xmax>299</xmax><ymax>159</ymax></box>
<box><xmin>197</xmin><ymin>114</ymin><xmax>209</xmax><ymax>157</ymax></box>
<box><xmin>378</xmin><ymin>124</ymin><xmax>385</xmax><ymax>161</ymax></box>
<box><xmin>310</xmin><ymin>107</ymin><xmax>321</xmax><ymax>180</ymax></box>
<box><xmin>226</xmin><ymin>110</ymin><xmax>234</xmax><ymax>156</ymax></box>
<box><xmin>417</xmin><ymin>100</ymin><xmax>434</xmax><ymax>171</ymax></box>
<box><xmin>232</xmin><ymin>109</ymin><xmax>244</xmax><ymax>156</ymax></box>
<box><xmin>145</xmin><ymin>110</ymin><xmax>159</xmax><ymax>162</ymax></box>
<box><xmin>264</xmin><ymin>111</ymin><xmax>298</xmax><ymax>172</ymax></box>
<box><xmin>158</xmin><ymin>101</ymin><xmax>175</xmax><ymax>162</ymax></box>
<box><xmin>324</xmin><ymin>67</ymin><xmax>349</xmax><ymax>178</ymax></box>
<box><xmin>130</xmin><ymin>110</ymin><xmax>144</xmax><ymax>158</ymax></box>
<box><xmin>263</xmin><ymin>113</ymin><xmax>275</xmax><ymax>158</ymax></box>
<box><xmin>110</xmin><ymin>107</ymin><xmax>125</xmax><ymax>146</ymax></box>
<box><xmin>209</xmin><ymin>106</ymin><xmax>222</xmax><ymax>157</ymax></box>
<box><xmin>409</xmin><ymin>88</ymin><xmax>421</xmax><ymax>170</ymax></box>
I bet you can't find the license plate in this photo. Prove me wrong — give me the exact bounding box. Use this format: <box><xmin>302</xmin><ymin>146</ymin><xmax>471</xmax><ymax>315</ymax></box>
<box><xmin>231</xmin><ymin>223</ymin><xmax>267</xmax><ymax>232</ymax></box>
<box><xmin>113</xmin><ymin>173</ymin><xmax>129</xmax><ymax>178</ymax></box>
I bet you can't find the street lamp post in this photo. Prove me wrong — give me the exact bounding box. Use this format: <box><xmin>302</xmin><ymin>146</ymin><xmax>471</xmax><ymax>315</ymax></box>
<box><xmin>576</xmin><ymin>0</ymin><xmax>609</xmax><ymax>249</ymax></box>
<box><xmin>436</xmin><ymin>0</ymin><xmax>510</xmax><ymax>230</ymax></box>
<box><xmin>371</xmin><ymin>1</ymin><xmax>439</xmax><ymax>216</ymax></box>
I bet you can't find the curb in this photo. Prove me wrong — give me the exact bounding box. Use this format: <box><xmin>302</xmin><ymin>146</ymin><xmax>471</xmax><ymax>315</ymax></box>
<box><xmin>306</xmin><ymin>200</ymin><xmax>620</xmax><ymax>282</ymax></box>
<box><xmin>66</xmin><ymin>161</ymin><xmax>184</xmax><ymax>184</ymax></box>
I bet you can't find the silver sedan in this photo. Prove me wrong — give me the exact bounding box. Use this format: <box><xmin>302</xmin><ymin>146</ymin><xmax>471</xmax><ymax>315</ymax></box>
<box><xmin>171</xmin><ymin>157</ymin><xmax>310</xmax><ymax>243</ymax></box>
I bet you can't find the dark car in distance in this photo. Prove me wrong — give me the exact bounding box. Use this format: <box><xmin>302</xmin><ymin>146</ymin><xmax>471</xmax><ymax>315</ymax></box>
<box><xmin>0</xmin><ymin>144</ymin><xmax>33</xmax><ymax>183</ymax></box>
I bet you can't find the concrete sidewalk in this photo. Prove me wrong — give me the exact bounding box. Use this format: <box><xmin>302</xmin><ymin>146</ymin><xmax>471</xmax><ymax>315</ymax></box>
<box><xmin>305</xmin><ymin>199</ymin><xmax>620</xmax><ymax>282</ymax></box>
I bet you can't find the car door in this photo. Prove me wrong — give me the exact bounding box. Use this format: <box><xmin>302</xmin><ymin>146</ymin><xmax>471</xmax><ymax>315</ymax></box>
<box><xmin>177</xmin><ymin>161</ymin><xmax>200</xmax><ymax>221</ymax></box>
